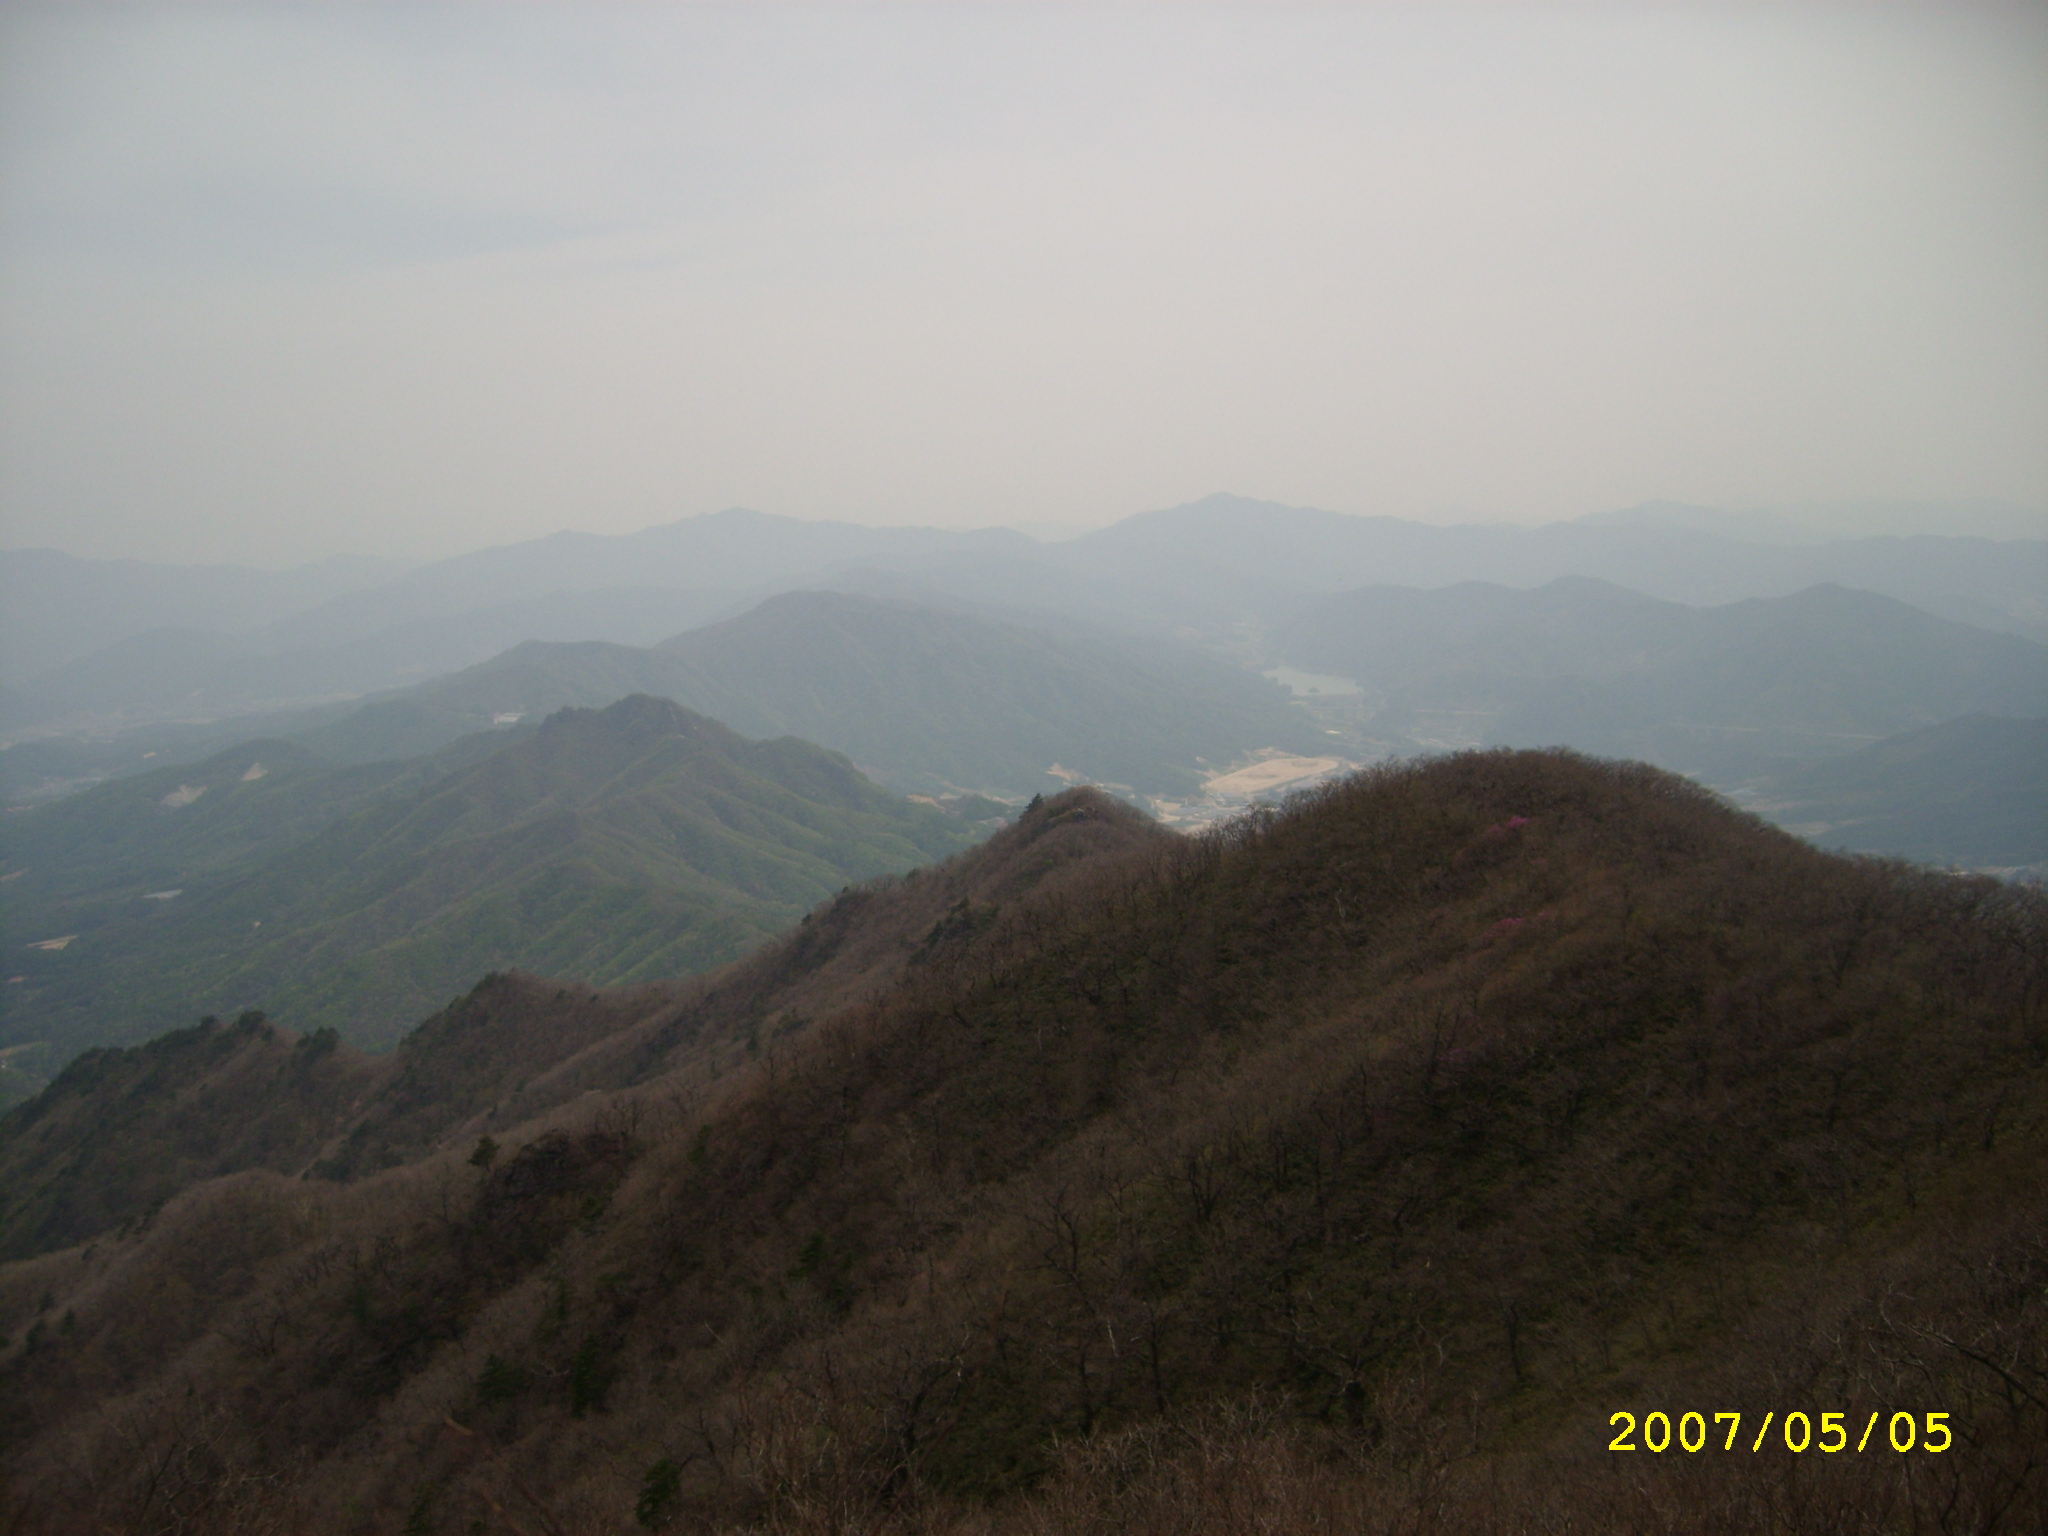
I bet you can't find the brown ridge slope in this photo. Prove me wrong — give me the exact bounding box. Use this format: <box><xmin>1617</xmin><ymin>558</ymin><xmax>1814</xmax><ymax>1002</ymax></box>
<box><xmin>0</xmin><ymin>986</ymin><xmax>661</xmax><ymax>1261</ymax></box>
<box><xmin>0</xmin><ymin>755</ymin><xmax>2043</xmax><ymax>1535</ymax></box>
<box><xmin>0</xmin><ymin>1015</ymin><xmax>380</xmax><ymax>1262</ymax></box>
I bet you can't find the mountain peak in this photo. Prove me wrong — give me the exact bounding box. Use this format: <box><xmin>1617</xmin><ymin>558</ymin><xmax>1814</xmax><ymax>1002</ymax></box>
<box><xmin>538</xmin><ymin>691</ymin><xmax>707</xmax><ymax>738</ymax></box>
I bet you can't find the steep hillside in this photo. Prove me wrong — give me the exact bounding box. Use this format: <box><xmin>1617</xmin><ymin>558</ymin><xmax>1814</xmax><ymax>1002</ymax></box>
<box><xmin>1277</xmin><ymin>577</ymin><xmax>2048</xmax><ymax>777</ymax></box>
<box><xmin>0</xmin><ymin>984</ymin><xmax>705</xmax><ymax>1263</ymax></box>
<box><xmin>0</xmin><ymin>755</ymin><xmax>2039</xmax><ymax>1535</ymax></box>
<box><xmin>0</xmin><ymin>1012</ymin><xmax>381</xmax><ymax>1262</ymax></box>
<box><xmin>1</xmin><ymin>696</ymin><xmax>979</xmax><ymax>1060</ymax></box>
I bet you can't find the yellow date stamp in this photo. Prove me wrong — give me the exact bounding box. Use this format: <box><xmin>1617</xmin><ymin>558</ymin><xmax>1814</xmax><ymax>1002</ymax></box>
<box><xmin>1608</xmin><ymin>1410</ymin><xmax>1953</xmax><ymax>1454</ymax></box>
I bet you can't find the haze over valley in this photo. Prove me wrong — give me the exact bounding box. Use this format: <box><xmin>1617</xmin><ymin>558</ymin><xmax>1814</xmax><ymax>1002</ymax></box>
<box><xmin>6</xmin><ymin>494</ymin><xmax>2042</xmax><ymax>861</ymax></box>
<box><xmin>1</xmin><ymin>6</ymin><xmax>2044</xmax><ymax>1533</ymax></box>
<box><xmin>4</xmin><ymin>490</ymin><xmax>2043</xmax><ymax>1120</ymax></box>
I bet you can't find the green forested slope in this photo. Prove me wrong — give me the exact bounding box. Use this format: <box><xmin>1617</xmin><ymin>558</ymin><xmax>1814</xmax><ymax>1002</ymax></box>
<box><xmin>1</xmin><ymin>727</ymin><xmax>530</xmax><ymax>901</ymax></box>
<box><xmin>1</xmin><ymin>696</ymin><xmax>979</xmax><ymax>1059</ymax></box>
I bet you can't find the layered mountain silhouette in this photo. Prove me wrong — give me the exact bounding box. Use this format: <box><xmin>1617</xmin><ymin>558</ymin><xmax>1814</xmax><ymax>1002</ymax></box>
<box><xmin>1</xmin><ymin>755</ymin><xmax>2040</xmax><ymax>1533</ymax></box>
<box><xmin>1071</xmin><ymin>493</ymin><xmax>2048</xmax><ymax>640</ymax></box>
<box><xmin>9</xmin><ymin>497</ymin><xmax>2043</xmax><ymax>743</ymax></box>
<box><xmin>0</xmin><ymin>548</ymin><xmax>406</xmax><ymax>687</ymax></box>
<box><xmin>0</xmin><ymin>695</ymin><xmax>979</xmax><ymax>1063</ymax></box>
<box><xmin>1746</xmin><ymin>713</ymin><xmax>2048</xmax><ymax>868</ymax></box>
<box><xmin>2</xmin><ymin>592</ymin><xmax>1329</xmax><ymax>805</ymax></box>
<box><xmin>0</xmin><ymin>510</ymin><xmax>1030</xmax><ymax>707</ymax></box>
<box><xmin>1276</xmin><ymin>577</ymin><xmax>2048</xmax><ymax>779</ymax></box>
<box><xmin>167</xmin><ymin>591</ymin><xmax>1324</xmax><ymax>797</ymax></box>
<box><xmin>0</xmin><ymin>586</ymin><xmax>739</xmax><ymax>731</ymax></box>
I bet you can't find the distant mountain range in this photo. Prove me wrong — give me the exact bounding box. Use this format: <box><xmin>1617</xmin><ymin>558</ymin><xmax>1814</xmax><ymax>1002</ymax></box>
<box><xmin>0</xmin><ymin>510</ymin><xmax>1034</xmax><ymax>697</ymax></box>
<box><xmin>0</xmin><ymin>695</ymin><xmax>982</xmax><ymax>1068</ymax></box>
<box><xmin>0</xmin><ymin>586</ymin><xmax>740</xmax><ymax>731</ymax></box>
<box><xmin>0</xmin><ymin>591</ymin><xmax>1329</xmax><ymax>1080</ymax></box>
<box><xmin>310</xmin><ymin>591</ymin><xmax>1325</xmax><ymax>795</ymax></box>
<box><xmin>0</xmin><ymin>548</ymin><xmax>408</xmax><ymax>686</ymax></box>
<box><xmin>7</xmin><ymin>496</ymin><xmax>2043</xmax><ymax>742</ymax></box>
<box><xmin>1743</xmin><ymin>714</ymin><xmax>2048</xmax><ymax>870</ymax></box>
<box><xmin>1575</xmin><ymin>496</ymin><xmax>2046</xmax><ymax>544</ymax></box>
<box><xmin>1068</xmin><ymin>494</ymin><xmax>2048</xmax><ymax>642</ymax></box>
<box><xmin>5</xmin><ymin>592</ymin><xmax>1326</xmax><ymax>805</ymax></box>
<box><xmin>5</xmin><ymin>498</ymin><xmax>2044</xmax><ymax>1022</ymax></box>
<box><xmin>1274</xmin><ymin>577</ymin><xmax>2048</xmax><ymax>781</ymax></box>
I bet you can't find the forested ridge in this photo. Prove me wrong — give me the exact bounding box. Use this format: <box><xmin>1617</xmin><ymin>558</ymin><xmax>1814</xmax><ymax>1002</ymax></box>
<box><xmin>0</xmin><ymin>695</ymin><xmax>980</xmax><ymax>1063</ymax></box>
<box><xmin>1</xmin><ymin>751</ymin><xmax>2043</xmax><ymax>1534</ymax></box>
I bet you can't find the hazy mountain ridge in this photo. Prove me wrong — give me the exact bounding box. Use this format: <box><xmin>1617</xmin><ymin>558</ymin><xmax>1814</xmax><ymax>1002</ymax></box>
<box><xmin>0</xmin><ymin>756</ymin><xmax>2039</xmax><ymax>1532</ymax></box>
<box><xmin>250</xmin><ymin>592</ymin><xmax>1327</xmax><ymax>797</ymax></box>
<box><xmin>2</xmin><ymin>588</ymin><xmax>1330</xmax><ymax>808</ymax></box>
<box><xmin>0</xmin><ymin>548</ymin><xmax>410</xmax><ymax>686</ymax></box>
<box><xmin>0</xmin><ymin>587</ymin><xmax>743</xmax><ymax>733</ymax></box>
<box><xmin>1744</xmin><ymin>713</ymin><xmax>2048</xmax><ymax>869</ymax></box>
<box><xmin>0</xmin><ymin>510</ymin><xmax>1029</xmax><ymax>718</ymax></box>
<box><xmin>246</xmin><ymin>511</ymin><xmax>1039</xmax><ymax>654</ymax></box>
<box><xmin>0</xmin><ymin>695</ymin><xmax>981</xmax><ymax>1064</ymax></box>
<box><xmin>646</xmin><ymin>591</ymin><xmax>1326</xmax><ymax>795</ymax></box>
<box><xmin>1571</xmin><ymin>496</ymin><xmax>2048</xmax><ymax>544</ymax></box>
<box><xmin>1276</xmin><ymin>576</ymin><xmax>2048</xmax><ymax>782</ymax></box>
<box><xmin>9</xmin><ymin>497</ymin><xmax>2043</xmax><ymax>748</ymax></box>
<box><xmin>0</xmin><ymin>590</ymin><xmax>1321</xmax><ymax>1080</ymax></box>
<box><xmin>1067</xmin><ymin>494</ymin><xmax>2048</xmax><ymax>640</ymax></box>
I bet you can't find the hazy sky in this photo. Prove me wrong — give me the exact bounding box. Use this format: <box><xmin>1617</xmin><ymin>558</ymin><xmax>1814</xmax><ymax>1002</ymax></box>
<box><xmin>2</xmin><ymin>3</ymin><xmax>2044</xmax><ymax>566</ymax></box>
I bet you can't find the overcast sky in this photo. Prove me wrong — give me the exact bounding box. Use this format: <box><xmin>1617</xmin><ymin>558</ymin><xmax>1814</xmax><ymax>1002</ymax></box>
<box><xmin>1</xmin><ymin>3</ymin><xmax>2043</xmax><ymax>567</ymax></box>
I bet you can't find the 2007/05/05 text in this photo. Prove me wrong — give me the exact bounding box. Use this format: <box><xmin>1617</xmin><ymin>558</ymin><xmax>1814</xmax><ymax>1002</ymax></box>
<box><xmin>1609</xmin><ymin>1411</ymin><xmax>1953</xmax><ymax>1454</ymax></box>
